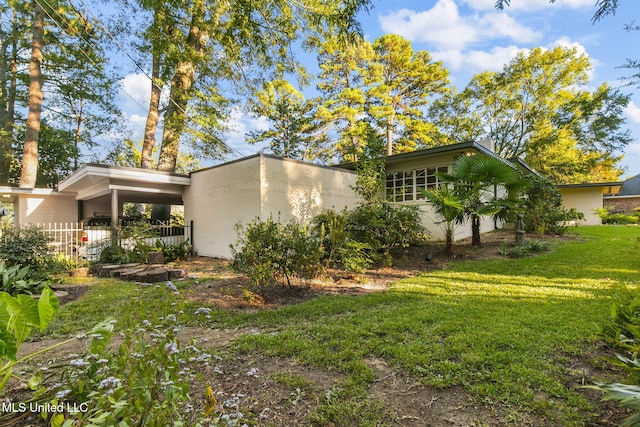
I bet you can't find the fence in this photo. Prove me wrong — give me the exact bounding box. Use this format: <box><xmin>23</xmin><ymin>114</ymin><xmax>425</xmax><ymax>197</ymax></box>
<box><xmin>0</xmin><ymin>222</ymin><xmax>192</xmax><ymax>263</ymax></box>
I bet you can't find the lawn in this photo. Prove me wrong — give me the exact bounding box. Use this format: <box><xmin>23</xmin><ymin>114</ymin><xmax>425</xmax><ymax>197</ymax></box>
<box><xmin>23</xmin><ymin>226</ymin><xmax>640</xmax><ymax>425</ymax></box>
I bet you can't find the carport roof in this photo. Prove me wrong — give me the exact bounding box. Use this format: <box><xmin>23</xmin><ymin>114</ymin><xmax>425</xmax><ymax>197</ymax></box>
<box><xmin>57</xmin><ymin>163</ymin><xmax>191</xmax><ymax>204</ymax></box>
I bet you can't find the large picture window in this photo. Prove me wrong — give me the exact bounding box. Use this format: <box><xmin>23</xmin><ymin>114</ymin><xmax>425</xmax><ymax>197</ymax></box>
<box><xmin>386</xmin><ymin>166</ymin><xmax>449</xmax><ymax>202</ymax></box>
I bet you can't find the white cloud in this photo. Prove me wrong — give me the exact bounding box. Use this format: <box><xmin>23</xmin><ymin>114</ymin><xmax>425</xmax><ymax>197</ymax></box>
<box><xmin>434</xmin><ymin>45</ymin><xmax>526</xmax><ymax>72</ymax></box>
<box><xmin>379</xmin><ymin>1</ymin><xmax>477</xmax><ymax>50</ymax></box>
<box><xmin>378</xmin><ymin>0</ymin><xmax>540</xmax><ymax>51</ymax></box>
<box><xmin>625</xmin><ymin>101</ymin><xmax>640</xmax><ymax>123</ymax></box>
<box><xmin>119</xmin><ymin>73</ymin><xmax>150</xmax><ymax>107</ymax></box>
<box><xmin>476</xmin><ymin>12</ymin><xmax>540</xmax><ymax>43</ymax></box>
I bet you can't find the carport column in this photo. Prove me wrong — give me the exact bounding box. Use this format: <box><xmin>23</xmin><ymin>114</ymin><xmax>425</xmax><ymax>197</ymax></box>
<box><xmin>111</xmin><ymin>188</ymin><xmax>119</xmax><ymax>245</ymax></box>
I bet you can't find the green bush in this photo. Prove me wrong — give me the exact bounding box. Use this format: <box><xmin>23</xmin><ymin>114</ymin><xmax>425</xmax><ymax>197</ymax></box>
<box><xmin>594</xmin><ymin>207</ymin><xmax>639</xmax><ymax>225</ymax></box>
<box><xmin>521</xmin><ymin>175</ymin><xmax>584</xmax><ymax>235</ymax></box>
<box><xmin>312</xmin><ymin>203</ymin><xmax>427</xmax><ymax>272</ymax></box>
<box><xmin>0</xmin><ymin>226</ymin><xmax>54</xmax><ymax>270</ymax></box>
<box><xmin>0</xmin><ymin>262</ymin><xmax>49</xmax><ymax>295</ymax></box>
<box><xmin>589</xmin><ymin>289</ymin><xmax>640</xmax><ymax>426</ymax></box>
<box><xmin>498</xmin><ymin>240</ymin><xmax>551</xmax><ymax>259</ymax></box>
<box><xmin>230</xmin><ymin>216</ymin><xmax>323</xmax><ymax>287</ymax></box>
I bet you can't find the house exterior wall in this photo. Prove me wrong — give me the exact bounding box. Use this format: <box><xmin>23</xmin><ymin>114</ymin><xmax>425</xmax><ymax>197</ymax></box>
<box><xmin>81</xmin><ymin>196</ymin><xmax>116</xmax><ymax>219</ymax></box>
<box><xmin>14</xmin><ymin>193</ymin><xmax>78</xmax><ymax>225</ymax></box>
<box><xmin>385</xmin><ymin>154</ymin><xmax>498</xmax><ymax>242</ymax></box>
<box><xmin>604</xmin><ymin>196</ymin><xmax>640</xmax><ymax>213</ymax></box>
<box><xmin>185</xmin><ymin>155</ymin><xmax>360</xmax><ymax>259</ymax></box>
<box><xmin>558</xmin><ymin>187</ymin><xmax>603</xmax><ymax>225</ymax></box>
<box><xmin>184</xmin><ymin>156</ymin><xmax>262</xmax><ymax>259</ymax></box>
<box><xmin>259</xmin><ymin>156</ymin><xmax>360</xmax><ymax>223</ymax></box>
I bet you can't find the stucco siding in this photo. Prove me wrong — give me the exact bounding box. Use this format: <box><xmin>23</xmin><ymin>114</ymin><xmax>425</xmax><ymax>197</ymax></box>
<box><xmin>14</xmin><ymin>193</ymin><xmax>78</xmax><ymax>225</ymax></box>
<box><xmin>559</xmin><ymin>187</ymin><xmax>602</xmax><ymax>225</ymax></box>
<box><xmin>185</xmin><ymin>157</ymin><xmax>262</xmax><ymax>258</ymax></box>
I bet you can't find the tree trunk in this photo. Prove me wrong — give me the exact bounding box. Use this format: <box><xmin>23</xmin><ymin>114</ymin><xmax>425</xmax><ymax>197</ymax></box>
<box><xmin>471</xmin><ymin>214</ymin><xmax>481</xmax><ymax>247</ymax></box>
<box><xmin>0</xmin><ymin>9</ymin><xmax>18</xmax><ymax>185</ymax></box>
<box><xmin>157</xmin><ymin>0</ymin><xmax>205</xmax><ymax>172</ymax></box>
<box><xmin>445</xmin><ymin>228</ymin><xmax>453</xmax><ymax>257</ymax></box>
<box><xmin>386</xmin><ymin>114</ymin><xmax>394</xmax><ymax>156</ymax></box>
<box><xmin>141</xmin><ymin>47</ymin><xmax>162</xmax><ymax>169</ymax></box>
<box><xmin>20</xmin><ymin>1</ymin><xmax>44</xmax><ymax>188</ymax></box>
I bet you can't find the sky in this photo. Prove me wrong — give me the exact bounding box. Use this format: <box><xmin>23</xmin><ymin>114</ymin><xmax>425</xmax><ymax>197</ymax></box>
<box><xmin>114</xmin><ymin>0</ymin><xmax>640</xmax><ymax>179</ymax></box>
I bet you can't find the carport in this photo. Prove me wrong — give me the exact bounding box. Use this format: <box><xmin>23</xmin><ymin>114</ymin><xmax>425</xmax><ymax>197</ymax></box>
<box><xmin>57</xmin><ymin>163</ymin><xmax>191</xmax><ymax>225</ymax></box>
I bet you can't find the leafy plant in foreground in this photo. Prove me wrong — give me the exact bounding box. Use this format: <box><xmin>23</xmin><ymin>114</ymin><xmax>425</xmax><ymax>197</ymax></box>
<box><xmin>0</xmin><ymin>285</ymin><xmax>59</xmax><ymax>393</ymax></box>
<box><xmin>588</xmin><ymin>289</ymin><xmax>640</xmax><ymax>426</ymax></box>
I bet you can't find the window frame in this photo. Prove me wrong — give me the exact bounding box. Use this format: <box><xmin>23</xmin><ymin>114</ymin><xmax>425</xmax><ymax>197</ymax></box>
<box><xmin>386</xmin><ymin>165</ymin><xmax>449</xmax><ymax>202</ymax></box>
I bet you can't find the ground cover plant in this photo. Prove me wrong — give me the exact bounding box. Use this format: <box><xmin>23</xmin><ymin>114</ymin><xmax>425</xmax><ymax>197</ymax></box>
<box><xmin>2</xmin><ymin>226</ymin><xmax>638</xmax><ymax>425</ymax></box>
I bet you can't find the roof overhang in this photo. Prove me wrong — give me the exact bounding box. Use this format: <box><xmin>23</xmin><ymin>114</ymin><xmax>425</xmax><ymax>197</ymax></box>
<box><xmin>558</xmin><ymin>182</ymin><xmax>623</xmax><ymax>195</ymax></box>
<box><xmin>57</xmin><ymin>164</ymin><xmax>191</xmax><ymax>204</ymax></box>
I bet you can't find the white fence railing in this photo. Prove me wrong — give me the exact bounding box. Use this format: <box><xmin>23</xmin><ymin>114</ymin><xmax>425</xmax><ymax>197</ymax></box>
<box><xmin>1</xmin><ymin>222</ymin><xmax>191</xmax><ymax>263</ymax></box>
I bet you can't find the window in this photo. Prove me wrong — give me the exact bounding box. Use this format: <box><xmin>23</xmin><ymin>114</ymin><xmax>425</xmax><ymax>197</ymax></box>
<box><xmin>386</xmin><ymin>165</ymin><xmax>448</xmax><ymax>202</ymax></box>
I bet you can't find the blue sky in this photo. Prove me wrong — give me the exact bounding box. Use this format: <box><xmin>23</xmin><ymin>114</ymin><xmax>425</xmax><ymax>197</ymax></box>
<box><xmin>116</xmin><ymin>0</ymin><xmax>640</xmax><ymax>179</ymax></box>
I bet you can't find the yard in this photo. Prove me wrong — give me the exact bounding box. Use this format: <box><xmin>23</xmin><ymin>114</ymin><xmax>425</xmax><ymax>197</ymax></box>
<box><xmin>3</xmin><ymin>226</ymin><xmax>639</xmax><ymax>426</ymax></box>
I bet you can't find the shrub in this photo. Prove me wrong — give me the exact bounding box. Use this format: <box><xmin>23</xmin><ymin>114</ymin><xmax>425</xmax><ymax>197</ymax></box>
<box><xmin>588</xmin><ymin>289</ymin><xmax>640</xmax><ymax>425</ymax></box>
<box><xmin>230</xmin><ymin>216</ymin><xmax>323</xmax><ymax>287</ymax></box>
<box><xmin>0</xmin><ymin>262</ymin><xmax>49</xmax><ymax>295</ymax></box>
<box><xmin>345</xmin><ymin>202</ymin><xmax>427</xmax><ymax>267</ymax></box>
<box><xmin>312</xmin><ymin>203</ymin><xmax>427</xmax><ymax>272</ymax></box>
<box><xmin>0</xmin><ymin>225</ymin><xmax>54</xmax><ymax>270</ymax></box>
<box><xmin>594</xmin><ymin>207</ymin><xmax>639</xmax><ymax>225</ymax></box>
<box><xmin>498</xmin><ymin>240</ymin><xmax>551</xmax><ymax>258</ymax></box>
<box><xmin>521</xmin><ymin>175</ymin><xmax>584</xmax><ymax>235</ymax></box>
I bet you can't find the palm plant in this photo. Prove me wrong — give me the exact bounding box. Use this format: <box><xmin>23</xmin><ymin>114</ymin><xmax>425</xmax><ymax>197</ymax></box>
<box><xmin>437</xmin><ymin>155</ymin><xmax>529</xmax><ymax>247</ymax></box>
<box><xmin>421</xmin><ymin>184</ymin><xmax>465</xmax><ymax>256</ymax></box>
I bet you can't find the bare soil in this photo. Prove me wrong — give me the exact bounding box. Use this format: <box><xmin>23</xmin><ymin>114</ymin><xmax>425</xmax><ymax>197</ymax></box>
<box><xmin>4</xmin><ymin>231</ymin><xmax>630</xmax><ymax>426</ymax></box>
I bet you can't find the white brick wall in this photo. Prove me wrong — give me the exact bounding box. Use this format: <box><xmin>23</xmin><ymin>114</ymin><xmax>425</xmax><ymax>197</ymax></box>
<box><xmin>185</xmin><ymin>155</ymin><xmax>360</xmax><ymax>259</ymax></box>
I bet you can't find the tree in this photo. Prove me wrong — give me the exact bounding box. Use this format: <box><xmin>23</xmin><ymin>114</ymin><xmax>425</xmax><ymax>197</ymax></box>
<box><xmin>436</xmin><ymin>155</ymin><xmax>528</xmax><ymax>247</ymax></box>
<box><xmin>427</xmin><ymin>47</ymin><xmax>631</xmax><ymax>183</ymax></box>
<box><xmin>366</xmin><ymin>34</ymin><xmax>449</xmax><ymax>156</ymax></box>
<box><xmin>140</xmin><ymin>0</ymin><xmax>373</xmax><ymax>172</ymax></box>
<box><xmin>421</xmin><ymin>184</ymin><xmax>464</xmax><ymax>257</ymax></box>
<box><xmin>246</xmin><ymin>80</ymin><xmax>329</xmax><ymax>162</ymax></box>
<box><xmin>316</xmin><ymin>36</ymin><xmax>374</xmax><ymax>162</ymax></box>
<box><xmin>19</xmin><ymin>0</ymin><xmax>44</xmax><ymax>188</ymax></box>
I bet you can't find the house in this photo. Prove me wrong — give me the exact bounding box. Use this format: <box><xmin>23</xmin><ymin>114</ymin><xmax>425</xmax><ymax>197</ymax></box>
<box><xmin>557</xmin><ymin>182</ymin><xmax>623</xmax><ymax>225</ymax></box>
<box><xmin>347</xmin><ymin>139</ymin><xmax>516</xmax><ymax>241</ymax></box>
<box><xmin>0</xmin><ymin>154</ymin><xmax>361</xmax><ymax>259</ymax></box>
<box><xmin>604</xmin><ymin>174</ymin><xmax>640</xmax><ymax>214</ymax></box>
<box><xmin>0</xmin><ymin>139</ymin><xmax>521</xmax><ymax>260</ymax></box>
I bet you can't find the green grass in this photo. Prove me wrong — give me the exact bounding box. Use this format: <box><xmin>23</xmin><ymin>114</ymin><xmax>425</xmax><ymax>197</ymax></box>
<box><xmin>42</xmin><ymin>225</ymin><xmax>640</xmax><ymax>425</ymax></box>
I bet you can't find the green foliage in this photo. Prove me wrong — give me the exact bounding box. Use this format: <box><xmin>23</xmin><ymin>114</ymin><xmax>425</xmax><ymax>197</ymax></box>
<box><xmin>37</xmin><ymin>318</ymin><xmax>213</xmax><ymax>426</ymax></box>
<box><xmin>594</xmin><ymin>207</ymin><xmax>640</xmax><ymax>224</ymax></box>
<box><xmin>312</xmin><ymin>203</ymin><xmax>427</xmax><ymax>272</ymax></box>
<box><xmin>230</xmin><ymin>216</ymin><xmax>324</xmax><ymax>286</ymax></box>
<box><xmin>0</xmin><ymin>285</ymin><xmax>59</xmax><ymax>394</ymax></box>
<box><xmin>0</xmin><ymin>262</ymin><xmax>49</xmax><ymax>295</ymax></box>
<box><xmin>498</xmin><ymin>240</ymin><xmax>551</xmax><ymax>258</ymax></box>
<box><xmin>589</xmin><ymin>289</ymin><xmax>640</xmax><ymax>426</ymax></box>
<box><xmin>247</xmin><ymin>80</ymin><xmax>330</xmax><ymax>162</ymax></box>
<box><xmin>428</xmin><ymin>46</ymin><xmax>630</xmax><ymax>183</ymax></box>
<box><xmin>157</xmin><ymin>239</ymin><xmax>193</xmax><ymax>262</ymax></box>
<box><xmin>346</xmin><ymin>203</ymin><xmax>426</xmax><ymax>263</ymax></box>
<box><xmin>0</xmin><ymin>225</ymin><xmax>54</xmax><ymax>270</ymax></box>
<box><xmin>522</xmin><ymin>174</ymin><xmax>584</xmax><ymax>234</ymax></box>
